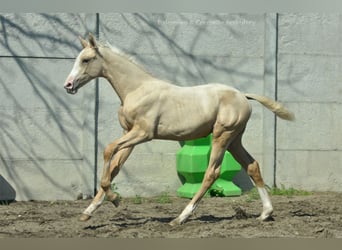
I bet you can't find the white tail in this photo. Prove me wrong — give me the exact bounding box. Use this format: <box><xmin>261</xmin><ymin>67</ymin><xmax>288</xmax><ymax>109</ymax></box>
<box><xmin>245</xmin><ymin>93</ymin><xmax>295</xmax><ymax>121</ymax></box>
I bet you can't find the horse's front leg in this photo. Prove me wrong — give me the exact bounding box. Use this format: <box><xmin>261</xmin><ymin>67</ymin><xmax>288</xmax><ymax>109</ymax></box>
<box><xmin>79</xmin><ymin>146</ymin><xmax>134</xmax><ymax>221</ymax></box>
<box><xmin>100</xmin><ymin>142</ymin><xmax>135</xmax><ymax>203</ymax></box>
<box><xmin>100</xmin><ymin>127</ymin><xmax>151</xmax><ymax>202</ymax></box>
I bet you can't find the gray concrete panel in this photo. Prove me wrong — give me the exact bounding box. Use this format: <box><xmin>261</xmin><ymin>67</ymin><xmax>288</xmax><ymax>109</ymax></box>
<box><xmin>0</xmin><ymin>13</ymin><xmax>97</xmax><ymax>57</ymax></box>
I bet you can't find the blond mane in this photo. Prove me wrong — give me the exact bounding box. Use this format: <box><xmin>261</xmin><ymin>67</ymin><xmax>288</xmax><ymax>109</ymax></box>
<box><xmin>97</xmin><ymin>41</ymin><xmax>152</xmax><ymax>76</ymax></box>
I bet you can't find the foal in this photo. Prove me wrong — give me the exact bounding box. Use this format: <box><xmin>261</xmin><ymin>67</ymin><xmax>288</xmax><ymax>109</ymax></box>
<box><xmin>64</xmin><ymin>33</ymin><xmax>294</xmax><ymax>225</ymax></box>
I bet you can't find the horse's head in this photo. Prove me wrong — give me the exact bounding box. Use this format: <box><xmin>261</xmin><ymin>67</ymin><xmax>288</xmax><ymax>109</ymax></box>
<box><xmin>64</xmin><ymin>33</ymin><xmax>103</xmax><ymax>94</ymax></box>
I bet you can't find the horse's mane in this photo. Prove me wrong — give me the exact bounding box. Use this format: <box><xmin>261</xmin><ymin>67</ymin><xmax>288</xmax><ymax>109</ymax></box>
<box><xmin>97</xmin><ymin>41</ymin><xmax>153</xmax><ymax>76</ymax></box>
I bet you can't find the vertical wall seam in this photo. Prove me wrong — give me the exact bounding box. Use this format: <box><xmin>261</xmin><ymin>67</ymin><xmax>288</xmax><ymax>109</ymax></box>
<box><xmin>93</xmin><ymin>13</ymin><xmax>100</xmax><ymax>196</ymax></box>
<box><xmin>273</xmin><ymin>13</ymin><xmax>279</xmax><ymax>187</ymax></box>
<box><xmin>263</xmin><ymin>13</ymin><xmax>278</xmax><ymax>188</ymax></box>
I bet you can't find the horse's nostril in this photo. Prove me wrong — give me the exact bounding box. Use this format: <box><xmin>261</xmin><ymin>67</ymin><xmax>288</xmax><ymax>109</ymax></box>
<box><xmin>64</xmin><ymin>82</ymin><xmax>73</xmax><ymax>89</ymax></box>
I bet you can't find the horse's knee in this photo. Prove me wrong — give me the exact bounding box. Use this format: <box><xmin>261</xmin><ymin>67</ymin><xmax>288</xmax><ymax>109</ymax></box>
<box><xmin>247</xmin><ymin>161</ymin><xmax>264</xmax><ymax>187</ymax></box>
<box><xmin>103</xmin><ymin>143</ymin><xmax>116</xmax><ymax>162</ymax></box>
<box><xmin>100</xmin><ymin>179</ymin><xmax>111</xmax><ymax>190</ymax></box>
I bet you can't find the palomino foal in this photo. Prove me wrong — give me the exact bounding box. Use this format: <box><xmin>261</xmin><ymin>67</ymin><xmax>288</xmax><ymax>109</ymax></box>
<box><xmin>64</xmin><ymin>34</ymin><xmax>294</xmax><ymax>225</ymax></box>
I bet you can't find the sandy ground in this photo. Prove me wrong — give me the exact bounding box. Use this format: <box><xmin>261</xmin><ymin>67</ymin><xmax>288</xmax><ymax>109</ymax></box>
<box><xmin>1</xmin><ymin>192</ymin><xmax>342</xmax><ymax>238</ymax></box>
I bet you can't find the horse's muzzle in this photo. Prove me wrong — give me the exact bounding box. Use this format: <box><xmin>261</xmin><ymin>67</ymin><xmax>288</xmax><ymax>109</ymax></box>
<box><xmin>64</xmin><ymin>81</ymin><xmax>78</xmax><ymax>94</ymax></box>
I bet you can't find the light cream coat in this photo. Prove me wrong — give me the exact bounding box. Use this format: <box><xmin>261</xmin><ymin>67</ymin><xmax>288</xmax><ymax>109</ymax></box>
<box><xmin>64</xmin><ymin>34</ymin><xmax>294</xmax><ymax>225</ymax></box>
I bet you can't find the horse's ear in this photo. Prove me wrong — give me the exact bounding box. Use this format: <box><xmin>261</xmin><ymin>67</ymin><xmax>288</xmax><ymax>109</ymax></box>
<box><xmin>88</xmin><ymin>32</ymin><xmax>97</xmax><ymax>49</ymax></box>
<box><xmin>79</xmin><ymin>36</ymin><xmax>88</xmax><ymax>48</ymax></box>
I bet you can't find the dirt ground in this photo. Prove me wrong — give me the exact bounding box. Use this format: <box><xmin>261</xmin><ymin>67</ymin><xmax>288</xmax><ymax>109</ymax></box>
<box><xmin>1</xmin><ymin>192</ymin><xmax>342</xmax><ymax>238</ymax></box>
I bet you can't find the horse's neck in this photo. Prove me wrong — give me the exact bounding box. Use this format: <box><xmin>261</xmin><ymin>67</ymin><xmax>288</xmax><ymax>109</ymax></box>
<box><xmin>101</xmin><ymin>48</ymin><xmax>154</xmax><ymax>103</ymax></box>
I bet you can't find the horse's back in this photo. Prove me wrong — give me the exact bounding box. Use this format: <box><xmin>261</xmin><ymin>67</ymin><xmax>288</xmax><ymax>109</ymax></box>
<box><xmin>154</xmin><ymin>83</ymin><xmax>251</xmax><ymax>140</ymax></box>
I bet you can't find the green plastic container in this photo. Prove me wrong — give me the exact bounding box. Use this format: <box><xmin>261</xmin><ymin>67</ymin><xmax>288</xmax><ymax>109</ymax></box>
<box><xmin>176</xmin><ymin>134</ymin><xmax>242</xmax><ymax>198</ymax></box>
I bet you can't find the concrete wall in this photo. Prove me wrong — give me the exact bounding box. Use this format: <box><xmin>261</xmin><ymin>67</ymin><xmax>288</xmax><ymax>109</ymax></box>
<box><xmin>0</xmin><ymin>13</ymin><xmax>341</xmax><ymax>201</ymax></box>
<box><xmin>0</xmin><ymin>13</ymin><xmax>98</xmax><ymax>200</ymax></box>
<box><xmin>276</xmin><ymin>13</ymin><xmax>342</xmax><ymax>191</ymax></box>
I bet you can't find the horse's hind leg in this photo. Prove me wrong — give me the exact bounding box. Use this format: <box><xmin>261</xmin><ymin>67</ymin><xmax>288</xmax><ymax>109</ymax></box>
<box><xmin>170</xmin><ymin>129</ymin><xmax>237</xmax><ymax>226</ymax></box>
<box><xmin>79</xmin><ymin>146</ymin><xmax>134</xmax><ymax>221</ymax></box>
<box><xmin>228</xmin><ymin>133</ymin><xmax>273</xmax><ymax>221</ymax></box>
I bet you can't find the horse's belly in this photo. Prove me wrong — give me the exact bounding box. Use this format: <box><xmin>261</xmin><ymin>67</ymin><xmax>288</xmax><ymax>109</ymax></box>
<box><xmin>155</xmin><ymin>113</ymin><xmax>215</xmax><ymax>141</ymax></box>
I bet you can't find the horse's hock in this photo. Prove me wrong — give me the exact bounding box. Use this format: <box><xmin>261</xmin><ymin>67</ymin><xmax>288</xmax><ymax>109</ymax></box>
<box><xmin>176</xmin><ymin>134</ymin><xmax>242</xmax><ymax>198</ymax></box>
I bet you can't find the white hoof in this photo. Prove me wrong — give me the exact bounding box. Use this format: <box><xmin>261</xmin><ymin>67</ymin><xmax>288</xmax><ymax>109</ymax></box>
<box><xmin>169</xmin><ymin>217</ymin><xmax>184</xmax><ymax>226</ymax></box>
<box><xmin>79</xmin><ymin>213</ymin><xmax>92</xmax><ymax>222</ymax></box>
<box><xmin>257</xmin><ymin>207</ymin><xmax>273</xmax><ymax>221</ymax></box>
<box><xmin>170</xmin><ymin>204</ymin><xmax>195</xmax><ymax>226</ymax></box>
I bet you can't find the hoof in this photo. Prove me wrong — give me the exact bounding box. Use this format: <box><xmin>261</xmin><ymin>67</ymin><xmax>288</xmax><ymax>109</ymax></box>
<box><xmin>257</xmin><ymin>208</ymin><xmax>273</xmax><ymax>221</ymax></box>
<box><xmin>257</xmin><ymin>214</ymin><xmax>274</xmax><ymax>221</ymax></box>
<box><xmin>111</xmin><ymin>196</ymin><xmax>120</xmax><ymax>207</ymax></box>
<box><xmin>79</xmin><ymin>213</ymin><xmax>91</xmax><ymax>222</ymax></box>
<box><xmin>169</xmin><ymin>217</ymin><xmax>183</xmax><ymax>226</ymax></box>
<box><xmin>106</xmin><ymin>192</ymin><xmax>120</xmax><ymax>207</ymax></box>
<box><xmin>169</xmin><ymin>219</ymin><xmax>179</xmax><ymax>226</ymax></box>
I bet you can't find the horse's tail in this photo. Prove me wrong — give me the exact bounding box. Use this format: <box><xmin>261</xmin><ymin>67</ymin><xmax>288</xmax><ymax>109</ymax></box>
<box><xmin>245</xmin><ymin>93</ymin><xmax>295</xmax><ymax>121</ymax></box>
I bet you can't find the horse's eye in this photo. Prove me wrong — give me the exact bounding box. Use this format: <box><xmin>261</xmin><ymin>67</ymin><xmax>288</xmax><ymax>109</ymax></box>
<box><xmin>82</xmin><ymin>58</ymin><xmax>91</xmax><ymax>64</ymax></box>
